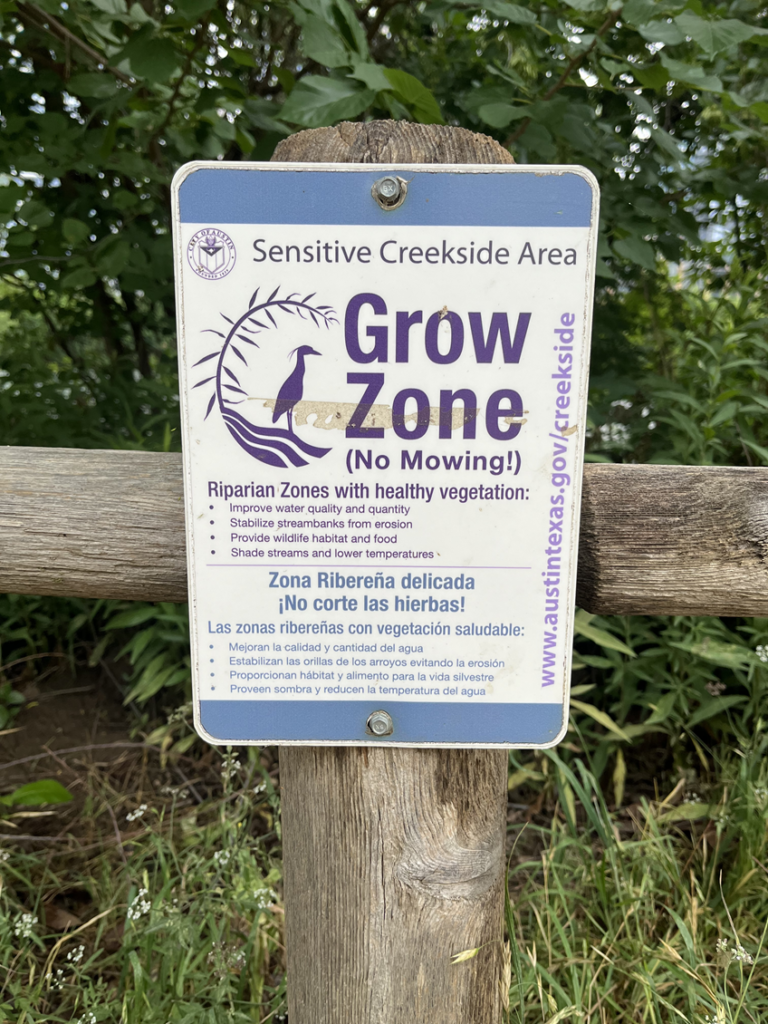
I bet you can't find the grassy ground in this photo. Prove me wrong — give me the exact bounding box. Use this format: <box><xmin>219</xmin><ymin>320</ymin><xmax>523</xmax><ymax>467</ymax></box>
<box><xmin>2</xmin><ymin>667</ymin><xmax>768</xmax><ymax>1024</ymax></box>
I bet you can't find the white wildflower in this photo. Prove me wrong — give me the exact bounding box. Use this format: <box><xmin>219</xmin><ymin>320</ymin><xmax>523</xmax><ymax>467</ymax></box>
<box><xmin>221</xmin><ymin>752</ymin><xmax>241</xmax><ymax>783</ymax></box>
<box><xmin>756</xmin><ymin>645</ymin><xmax>768</xmax><ymax>663</ymax></box>
<box><xmin>253</xmin><ymin>782</ymin><xmax>267</xmax><ymax>795</ymax></box>
<box><xmin>213</xmin><ymin>849</ymin><xmax>231</xmax><ymax>867</ymax></box>
<box><xmin>13</xmin><ymin>912</ymin><xmax>37</xmax><ymax>939</ymax></box>
<box><xmin>754</xmin><ymin>786</ymin><xmax>768</xmax><ymax>802</ymax></box>
<box><xmin>126</xmin><ymin>887</ymin><xmax>151</xmax><ymax>922</ymax></box>
<box><xmin>598</xmin><ymin>421</ymin><xmax>631</xmax><ymax>449</ymax></box>
<box><xmin>716</xmin><ymin>937</ymin><xmax>729</xmax><ymax>952</ymax></box>
<box><xmin>167</xmin><ymin>703</ymin><xmax>192</xmax><ymax>724</ymax></box>
<box><xmin>0</xmin><ymin>850</ymin><xmax>10</xmax><ymax>863</ymax></box>
<box><xmin>160</xmin><ymin>784</ymin><xmax>189</xmax><ymax>799</ymax></box>
<box><xmin>67</xmin><ymin>944</ymin><xmax>85</xmax><ymax>965</ymax></box>
<box><xmin>254</xmin><ymin>888</ymin><xmax>277</xmax><ymax>911</ymax></box>
<box><xmin>733</xmin><ymin>944</ymin><xmax>754</xmax><ymax>965</ymax></box>
<box><xmin>126</xmin><ymin>803</ymin><xmax>148</xmax><ymax>822</ymax></box>
<box><xmin>46</xmin><ymin>967</ymin><xmax>65</xmax><ymax>990</ymax></box>
<box><xmin>76</xmin><ymin>1013</ymin><xmax>96</xmax><ymax>1024</ymax></box>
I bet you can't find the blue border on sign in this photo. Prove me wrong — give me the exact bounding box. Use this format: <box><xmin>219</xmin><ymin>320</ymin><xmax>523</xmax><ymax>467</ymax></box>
<box><xmin>199</xmin><ymin>700</ymin><xmax>563</xmax><ymax>745</ymax></box>
<box><xmin>178</xmin><ymin>168</ymin><xmax>593</xmax><ymax>228</ymax></box>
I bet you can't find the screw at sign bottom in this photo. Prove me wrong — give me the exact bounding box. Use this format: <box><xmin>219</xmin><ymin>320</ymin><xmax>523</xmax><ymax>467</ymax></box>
<box><xmin>366</xmin><ymin>710</ymin><xmax>394</xmax><ymax>737</ymax></box>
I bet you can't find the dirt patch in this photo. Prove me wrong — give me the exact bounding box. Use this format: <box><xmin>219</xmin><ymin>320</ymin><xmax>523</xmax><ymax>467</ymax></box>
<box><xmin>1</xmin><ymin>662</ymin><xmax>132</xmax><ymax>791</ymax></box>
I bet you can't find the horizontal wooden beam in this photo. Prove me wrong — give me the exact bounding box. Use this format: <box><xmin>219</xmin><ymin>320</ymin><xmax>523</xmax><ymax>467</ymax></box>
<box><xmin>1</xmin><ymin>447</ymin><xmax>766</xmax><ymax>615</ymax></box>
<box><xmin>577</xmin><ymin>462</ymin><xmax>768</xmax><ymax>616</ymax></box>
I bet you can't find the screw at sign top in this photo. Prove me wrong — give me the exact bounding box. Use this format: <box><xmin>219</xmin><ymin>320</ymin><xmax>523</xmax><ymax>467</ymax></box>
<box><xmin>366</xmin><ymin>709</ymin><xmax>394</xmax><ymax>737</ymax></box>
<box><xmin>372</xmin><ymin>176</ymin><xmax>407</xmax><ymax>210</ymax></box>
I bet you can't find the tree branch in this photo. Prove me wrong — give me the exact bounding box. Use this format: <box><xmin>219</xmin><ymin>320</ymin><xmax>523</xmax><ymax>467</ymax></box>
<box><xmin>364</xmin><ymin>0</ymin><xmax>410</xmax><ymax>44</ymax></box>
<box><xmin>504</xmin><ymin>10</ymin><xmax>621</xmax><ymax>148</ymax></box>
<box><xmin>17</xmin><ymin>1</ymin><xmax>133</xmax><ymax>84</ymax></box>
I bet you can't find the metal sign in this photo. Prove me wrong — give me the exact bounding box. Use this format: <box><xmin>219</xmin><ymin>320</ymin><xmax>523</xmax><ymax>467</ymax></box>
<box><xmin>172</xmin><ymin>161</ymin><xmax>599</xmax><ymax>747</ymax></box>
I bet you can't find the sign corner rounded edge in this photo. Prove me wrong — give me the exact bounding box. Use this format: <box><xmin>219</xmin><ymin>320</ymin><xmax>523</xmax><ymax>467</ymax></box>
<box><xmin>171</xmin><ymin>160</ymin><xmax>217</xmax><ymax>199</ymax></box>
<box><xmin>538</xmin><ymin>706</ymin><xmax>570</xmax><ymax>750</ymax></box>
<box><xmin>568</xmin><ymin>165</ymin><xmax>601</xmax><ymax>202</ymax></box>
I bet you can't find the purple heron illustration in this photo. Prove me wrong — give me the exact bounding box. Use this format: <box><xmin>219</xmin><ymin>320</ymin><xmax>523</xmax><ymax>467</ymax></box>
<box><xmin>272</xmin><ymin>345</ymin><xmax>322</xmax><ymax>433</ymax></box>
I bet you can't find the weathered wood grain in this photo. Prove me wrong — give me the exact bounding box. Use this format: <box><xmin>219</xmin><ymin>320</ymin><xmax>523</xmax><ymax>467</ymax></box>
<box><xmin>280</xmin><ymin>746</ymin><xmax>508</xmax><ymax>1024</ymax></box>
<box><xmin>576</xmin><ymin>463</ymin><xmax>768</xmax><ymax>616</ymax></box>
<box><xmin>2</xmin><ymin>447</ymin><xmax>767</xmax><ymax>615</ymax></box>
<box><xmin>0</xmin><ymin>446</ymin><xmax>186</xmax><ymax>602</ymax></box>
<box><xmin>273</xmin><ymin>119</ymin><xmax>515</xmax><ymax>165</ymax></box>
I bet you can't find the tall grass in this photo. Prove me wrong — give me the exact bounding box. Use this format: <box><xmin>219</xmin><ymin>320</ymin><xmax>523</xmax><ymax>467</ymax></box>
<box><xmin>0</xmin><ymin>741</ymin><xmax>285</xmax><ymax>1023</ymax></box>
<box><xmin>503</xmin><ymin>745</ymin><xmax>768</xmax><ymax>1023</ymax></box>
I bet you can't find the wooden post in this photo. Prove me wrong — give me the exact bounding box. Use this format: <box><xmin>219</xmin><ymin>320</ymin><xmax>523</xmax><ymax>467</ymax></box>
<box><xmin>271</xmin><ymin>121</ymin><xmax>513</xmax><ymax>1024</ymax></box>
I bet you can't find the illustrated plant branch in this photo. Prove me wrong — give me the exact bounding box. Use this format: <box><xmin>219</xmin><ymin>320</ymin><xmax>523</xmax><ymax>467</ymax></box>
<box><xmin>504</xmin><ymin>9</ymin><xmax>621</xmax><ymax>148</ymax></box>
<box><xmin>16</xmin><ymin>0</ymin><xmax>133</xmax><ymax>84</ymax></box>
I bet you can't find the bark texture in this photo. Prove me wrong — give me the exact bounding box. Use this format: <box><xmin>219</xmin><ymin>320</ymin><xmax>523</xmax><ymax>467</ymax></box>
<box><xmin>2</xmin><ymin>448</ymin><xmax>767</xmax><ymax>615</ymax></box>
<box><xmin>273</xmin><ymin>121</ymin><xmax>511</xmax><ymax>1024</ymax></box>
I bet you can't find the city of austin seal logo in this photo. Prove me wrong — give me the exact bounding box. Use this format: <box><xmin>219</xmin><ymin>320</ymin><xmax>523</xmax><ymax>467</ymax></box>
<box><xmin>187</xmin><ymin>228</ymin><xmax>236</xmax><ymax>280</ymax></box>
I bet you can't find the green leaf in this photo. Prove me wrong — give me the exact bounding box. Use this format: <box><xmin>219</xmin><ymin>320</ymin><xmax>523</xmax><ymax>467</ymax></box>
<box><xmin>106</xmin><ymin>605</ymin><xmax>158</xmax><ymax>629</ymax></box>
<box><xmin>687</xmin><ymin>695</ymin><xmax>746</xmax><ymax>729</ymax></box>
<box><xmin>331</xmin><ymin>0</ymin><xmax>369</xmax><ymax>57</ymax></box>
<box><xmin>670</xmin><ymin>639</ymin><xmax>753</xmax><ymax>669</ymax></box>
<box><xmin>67</xmin><ymin>73</ymin><xmax>119</xmax><ymax>98</ymax></box>
<box><xmin>125</xmin><ymin>36</ymin><xmax>180</xmax><ymax>82</ymax></box>
<box><xmin>383</xmin><ymin>68</ymin><xmax>444</xmax><ymax>124</ymax></box>
<box><xmin>632</xmin><ymin>62</ymin><xmax>670</xmax><ymax>91</ymax></box>
<box><xmin>90</xmin><ymin>0</ymin><xmax>127</xmax><ymax>14</ymax></box>
<box><xmin>88</xmin><ymin>632</ymin><xmax>111</xmax><ymax>667</ymax></box>
<box><xmin>637</xmin><ymin>20</ymin><xmax>685</xmax><ymax>46</ymax></box>
<box><xmin>280</xmin><ymin>75</ymin><xmax>374</xmax><ymax>127</ymax></box>
<box><xmin>62</xmin><ymin>218</ymin><xmax>90</xmax><ymax>244</ymax></box>
<box><xmin>613</xmin><ymin>236</ymin><xmax>657</xmax><ymax>271</ymax></box>
<box><xmin>660</xmin><ymin>54</ymin><xmax>722</xmax><ymax>93</ymax></box>
<box><xmin>301</xmin><ymin>14</ymin><xmax>350</xmax><ymax>67</ymax></box>
<box><xmin>175</xmin><ymin>0</ymin><xmax>216</xmax><ymax>19</ymax></box>
<box><xmin>574</xmin><ymin>612</ymin><xmax>636</xmax><ymax>657</ymax></box>
<box><xmin>656</xmin><ymin>801</ymin><xmax>711</xmax><ymax>824</ymax></box>
<box><xmin>570</xmin><ymin>699</ymin><xmax>631</xmax><ymax>741</ymax></box>
<box><xmin>0</xmin><ymin>780</ymin><xmax>73</xmax><ymax>807</ymax></box>
<box><xmin>646</xmin><ymin>690</ymin><xmax>678</xmax><ymax>726</ymax></box>
<box><xmin>226</xmin><ymin>46</ymin><xmax>257</xmax><ymax>67</ymax></box>
<box><xmin>60</xmin><ymin>265</ymin><xmax>97</xmax><ymax>289</ymax></box>
<box><xmin>477</xmin><ymin>102</ymin><xmax>529</xmax><ymax>128</ymax></box>
<box><xmin>480</xmin><ymin>2</ymin><xmax>537</xmax><ymax>25</ymax></box>
<box><xmin>564</xmin><ymin>0</ymin><xmax>603</xmax><ymax>11</ymax></box>
<box><xmin>577</xmin><ymin>654</ymin><xmax>614</xmax><ymax>669</ymax></box>
<box><xmin>749</xmin><ymin>101</ymin><xmax>768</xmax><ymax>124</ymax></box>
<box><xmin>674</xmin><ymin>12</ymin><xmax>768</xmax><ymax>59</ymax></box>
<box><xmin>622</xmin><ymin>0</ymin><xmax>656</xmax><ymax>26</ymax></box>
<box><xmin>350</xmin><ymin>62</ymin><xmax>393</xmax><ymax>92</ymax></box>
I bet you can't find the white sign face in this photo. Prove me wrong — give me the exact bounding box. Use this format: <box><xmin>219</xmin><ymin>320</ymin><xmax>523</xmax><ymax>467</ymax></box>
<box><xmin>172</xmin><ymin>162</ymin><xmax>599</xmax><ymax>748</ymax></box>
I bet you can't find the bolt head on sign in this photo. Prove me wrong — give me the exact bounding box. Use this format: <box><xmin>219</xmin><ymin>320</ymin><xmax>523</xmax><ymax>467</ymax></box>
<box><xmin>171</xmin><ymin>162</ymin><xmax>599</xmax><ymax>748</ymax></box>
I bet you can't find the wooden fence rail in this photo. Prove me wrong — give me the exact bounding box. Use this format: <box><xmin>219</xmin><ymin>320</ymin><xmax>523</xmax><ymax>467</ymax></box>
<box><xmin>2</xmin><ymin>446</ymin><xmax>767</xmax><ymax>616</ymax></box>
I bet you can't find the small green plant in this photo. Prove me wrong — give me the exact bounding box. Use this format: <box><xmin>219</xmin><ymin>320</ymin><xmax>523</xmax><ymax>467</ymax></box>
<box><xmin>103</xmin><ymin>602</ymin><xmax>191</xmax><ymax>705</ymax></box>
<box><xmin>0</xmin><ymin>680</ymin><xmax>24</xmax><ymax>730</ymax></box>
<box><xmin>0</xmin><ymin>780</ymin><xmax>73</xmax><ymax>811</ymax></box>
